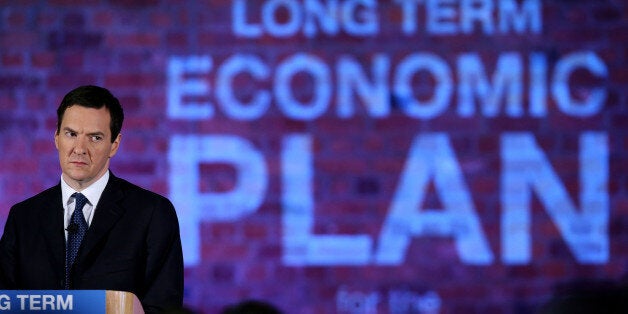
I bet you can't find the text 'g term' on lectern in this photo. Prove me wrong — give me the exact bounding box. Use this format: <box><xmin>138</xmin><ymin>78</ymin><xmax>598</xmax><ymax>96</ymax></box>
<box><xmin>0</xmin><ymin>290</ymin><xmax>144</xmax><ymax>313</ymax></box>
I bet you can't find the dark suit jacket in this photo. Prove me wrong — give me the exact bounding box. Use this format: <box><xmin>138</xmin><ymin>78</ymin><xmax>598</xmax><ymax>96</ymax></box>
<box><xmin>0</xmin><ymin>173</ymin><xmax>184</xmax><ymax>313</ymax></box>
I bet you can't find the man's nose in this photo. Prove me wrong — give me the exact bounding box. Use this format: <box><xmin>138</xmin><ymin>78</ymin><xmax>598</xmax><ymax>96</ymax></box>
<box><xmin>73</xmin><ymin>136</ymin><xmax>87</xmax><ymax>154</ymax></box>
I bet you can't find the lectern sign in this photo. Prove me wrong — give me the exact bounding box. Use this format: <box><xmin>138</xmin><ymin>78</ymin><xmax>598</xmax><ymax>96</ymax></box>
<box><xmin>0</xmin><ymin>291</ymin><xmax>105</xmax><ymax>313</ymax></box>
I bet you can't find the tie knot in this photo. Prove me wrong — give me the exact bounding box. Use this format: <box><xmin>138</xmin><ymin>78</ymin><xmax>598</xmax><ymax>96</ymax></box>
<box><xmin>72</xmin><ymin>192</ymin><xmax>88</xmax><ymax>211</ymax></box>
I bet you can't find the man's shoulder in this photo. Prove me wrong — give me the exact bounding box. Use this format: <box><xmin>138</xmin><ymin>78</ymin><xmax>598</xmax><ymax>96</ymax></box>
<box><xmin>12</xmin><ymin>184</ymin><xmax>60</xmax><ymax>209</ymax></box>
<box><xmin>108</xmin><ymin>176</ymin><xmax>179</xmax><ymax>227</ymax></box>
<box><xmin>8</xmin><ymin>184</ymin><xmax>61</xmax><ymax>219</ymax></box>
<box><xmin>108</xmin><ymin>175</ymin><xmax>172</xmax><ymax>206</ymax></box>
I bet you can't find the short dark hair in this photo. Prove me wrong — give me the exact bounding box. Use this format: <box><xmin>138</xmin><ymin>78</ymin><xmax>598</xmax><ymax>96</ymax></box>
<box><xmin>221</xmin><ymin>300</ymin><xmax>283</xmax><ymax>314</ymax></box>
<box><xmin>56</xmin><ymin>85</ymin><xmax>124</xmax><ymax>143</ymax></box>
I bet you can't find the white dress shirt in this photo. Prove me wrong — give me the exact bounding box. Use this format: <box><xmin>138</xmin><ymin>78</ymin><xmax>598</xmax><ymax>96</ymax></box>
<box><xmin>61</xmin><ymin>170</ymin><xmax>110</xmax><ymax>240</ymax></box>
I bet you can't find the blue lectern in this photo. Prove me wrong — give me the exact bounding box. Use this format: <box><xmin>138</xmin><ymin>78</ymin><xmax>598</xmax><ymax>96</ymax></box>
<box><xmin>0</xmin><ymin>290</ymin><xmax>143</xmax><ymax>313</ymax></box>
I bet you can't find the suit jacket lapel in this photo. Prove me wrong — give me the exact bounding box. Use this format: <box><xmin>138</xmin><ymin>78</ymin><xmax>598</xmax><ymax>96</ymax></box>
<box><xmin>77</xmin><ymin>175</ymin><xmax>126</xmax><ymax>263</ymax></box>
<box><xmin>39</xmin><ymin>184</ymin><xmax>66</xmax><ymax>277</ymax></box>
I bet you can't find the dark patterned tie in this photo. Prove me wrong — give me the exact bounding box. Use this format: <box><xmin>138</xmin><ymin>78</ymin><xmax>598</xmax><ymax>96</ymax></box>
<box><xmin>65</xmin><ymin>192</ymin><xmax>89</xmax><ymax>289</ymax></box>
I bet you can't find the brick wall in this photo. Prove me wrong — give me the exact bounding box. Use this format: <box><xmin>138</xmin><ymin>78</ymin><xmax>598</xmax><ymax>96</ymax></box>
<box><xmin>1</xmin><ymin>1</ymin><xmax>627</xmax><ymax>313</ymax></box>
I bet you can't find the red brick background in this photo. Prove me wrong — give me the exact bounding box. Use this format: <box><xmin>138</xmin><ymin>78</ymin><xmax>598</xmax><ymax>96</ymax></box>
<box><xmin>1</xmin><ymin>0</ymin><xmax>627</xmax><ymax>313</ymax></box>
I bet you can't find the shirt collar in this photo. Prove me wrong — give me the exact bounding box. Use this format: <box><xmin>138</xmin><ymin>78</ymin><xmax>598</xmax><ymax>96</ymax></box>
<box><xmin>61</xmin><ymin>170</ymin><xmax>110</xmax><ymax>209</ymax></box>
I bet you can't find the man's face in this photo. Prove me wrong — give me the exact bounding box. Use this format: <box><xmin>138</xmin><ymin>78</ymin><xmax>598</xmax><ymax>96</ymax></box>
<box><xmin>54</xmin><ymin>105</ymin><xmax>121</xmax><ymax>191</ymax></box>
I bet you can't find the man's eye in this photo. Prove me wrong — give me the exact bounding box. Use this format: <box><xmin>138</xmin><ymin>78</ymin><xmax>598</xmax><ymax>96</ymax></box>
<box><xmin>65</xmin><ymin>131</ymin><xmax>76</xmax><ymax>137</ymax></box>
<box><xmin>91</xmin><ymin>136</ymin><xmax>102</xmax><ymax>142</ymax></box>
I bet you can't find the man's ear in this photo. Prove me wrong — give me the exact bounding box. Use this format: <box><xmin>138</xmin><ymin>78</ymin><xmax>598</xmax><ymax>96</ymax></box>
<box><xmin>109</xmin><ymin>133</ymin><xmax>122</xmax><ymax>158</ymax></box>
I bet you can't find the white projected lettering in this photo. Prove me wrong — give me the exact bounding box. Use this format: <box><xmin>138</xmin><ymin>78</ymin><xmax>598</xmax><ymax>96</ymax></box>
<box><xmin>234</xmin><ymin>0</ymin><xmax>541</xmax><ymax>38</ymax></box>
<box><xmin>281</xmin><ymin>135</ymin><xmax>372</xmax><ymax>265</ymax></box>
<box><xmin>232</xmin><ymin>0</ymin><xmax>378</xmax><ymax>38</ymax></box>
<box><xmin>552</xmin><ymin>51</ymin><xmax>609</xmax><ymax>117</ymax></box>
<box><xmin>167</xmin><ymin>56</ymin><xmax>213</xmax><ymax>120</ymax></box>
<box><xmin>275</xmin><ymin>54</ymin><xmax>332</xmax><ymax>120</ymax></box>
<box><xmin>165</xmin><ymin>0</ymin><xmax>612</xmax><ymax>268</ymax></box>
<box><xmin>394</xmin><ymin>53</ymin><xmax>452</xmax><ymax>118</ymax></box>
<box><xmin>501</xmin><ymin>132</ymin><xmax>609</xmax><ymax>264</ymax></box>
<box><xmin>169</xmin><ymin>135</ymin><xmax>268</xmax><ymax>265</ymax></box>
<box><xmin>457</xmin><ymin>52</ymin><xmax>523</xmax><ymax>117</ymax></box>
<box><xmin>170</xmin><ymin>132</ymin><xmax>609</xmax><ymax>266</ymax></box>
<box><xmin>216</xmin><ymin>54</ymin><xmax>271</xmax><ymax>120</ymax></box>
<box><xmin>396</xmin><ymin>0</ymin><xmax>541</xmax><ymax>35</ymax></box>
<box><xmin>167</xmin><ymin>51</ymin><xmax>607</xmax><ymax>121</ymax></box>
<box><xmin>529</xmin><ymin>52</ymin><xmax>548</xmax><ymax>117</ymax></box>
<box><xmin>375</xmin><ymin>134</ymin><xmax>493</xmax><ymax>265</ymax></box>
<box><xmin>337</xmin><ymin>54</ymin><xmax>390</xmax><ymax>118</ymax></box>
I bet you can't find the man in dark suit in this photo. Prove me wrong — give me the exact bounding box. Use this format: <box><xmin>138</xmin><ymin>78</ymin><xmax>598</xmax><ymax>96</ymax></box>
<box><xmin>0</xmin><ymin>85</ymin><xmax>184</xmax><ymax>313</ymax></box>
